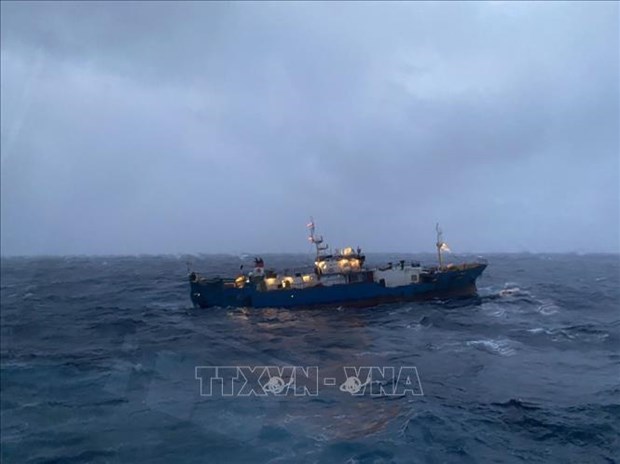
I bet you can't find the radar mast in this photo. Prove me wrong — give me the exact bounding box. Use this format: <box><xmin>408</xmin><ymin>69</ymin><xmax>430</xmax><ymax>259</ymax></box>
<box><xmin>307</xmin><ymin>217</ymin><xmax>328</xmax><ymax>260</ymax></box>
<box><xmin>436</xmin><ymin>223</ymin><xmax>451</xmax><ymax>269</ymax></box>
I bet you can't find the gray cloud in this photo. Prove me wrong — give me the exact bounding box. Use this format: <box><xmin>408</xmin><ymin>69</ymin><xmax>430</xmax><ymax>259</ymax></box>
<box><xmin>1</xmin><ymin>1</ymin><xmax>618</xmax><ymax>255</ymax></box>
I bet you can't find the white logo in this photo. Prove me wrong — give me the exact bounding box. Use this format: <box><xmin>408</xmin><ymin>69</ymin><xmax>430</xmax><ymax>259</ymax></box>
<box><xmin>195</xmin><ymin>365</ymin><xmax>423</xmax><ymax>397</ymax></box>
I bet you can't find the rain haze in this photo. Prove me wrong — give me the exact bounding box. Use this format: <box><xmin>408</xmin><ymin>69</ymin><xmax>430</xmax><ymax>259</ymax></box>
<box><xmin>1</xmin><ymin>1</ymin><xmax>618</xmax><ymax>256</ymax></box>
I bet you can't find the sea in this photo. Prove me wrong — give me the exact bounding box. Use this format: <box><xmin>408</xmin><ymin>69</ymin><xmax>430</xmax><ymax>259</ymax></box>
<box><xmin>1</xmin><ymin>253</ymin><xmax>619</xmax><ymax>463</ymax></box>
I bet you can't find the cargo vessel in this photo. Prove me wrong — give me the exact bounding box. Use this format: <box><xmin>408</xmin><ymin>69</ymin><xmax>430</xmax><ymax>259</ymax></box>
<box><xmin>188</xmin><ymin>220</ymin><xmax>486</xmax><ymax>309</ymax></box>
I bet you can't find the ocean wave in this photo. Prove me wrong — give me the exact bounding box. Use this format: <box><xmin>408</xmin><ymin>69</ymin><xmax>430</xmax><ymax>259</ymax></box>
<box><xmin>536</xmin><ymin>298</ymin><xmax>560</xmax><ymax>315</ymax></box>
<box><xmin>526</xmin><ymin>324</ymin><xmax>611</xmax><ymax>343</ymax></box>
<box><xmin>466</xmin><ymin>338</ymin><xmax>518</xmax><ymax>356</ymax></box>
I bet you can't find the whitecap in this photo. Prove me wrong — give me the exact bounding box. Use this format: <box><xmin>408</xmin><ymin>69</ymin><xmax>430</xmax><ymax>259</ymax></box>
<box><xmin>537</xmin><ymin>299</ymin><xmax>560</xmax><ymax>315</ymax></box>
<box><xmin>527</xmin><ymin>327</ymin><xmax>552</xmax><ymax>335</ymax></box>
<box><xmin>499</xmin><ymin>288</ymin><xmax>521</xmax><ymax>297</ymax></box>
<box><xmin>466</xmin><ymin>338</ymin><xmax>517</xmax><ymax>356</ymax></box>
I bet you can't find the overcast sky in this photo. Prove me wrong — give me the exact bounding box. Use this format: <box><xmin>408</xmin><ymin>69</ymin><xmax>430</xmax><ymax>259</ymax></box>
<box><xmin>1</xmin><ymin>1</ymin><xmax>618</xmax><ymax>255</ymax></box>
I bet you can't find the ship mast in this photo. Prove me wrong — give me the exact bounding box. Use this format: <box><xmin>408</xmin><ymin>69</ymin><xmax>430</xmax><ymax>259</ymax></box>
<box><xmin>307</xmin><ymin>217</ymin><xmax>328</xmax><ymax>260</ymax></box>
<box><xmin>435</xmin><ymin>223</ymin><xmax>450</xmax><ymax>269</ymax></box>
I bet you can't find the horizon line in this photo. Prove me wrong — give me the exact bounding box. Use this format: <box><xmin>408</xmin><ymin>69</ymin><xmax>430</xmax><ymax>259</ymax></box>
<box><xmin>1</xmin><ymin>250</ymin><xmax>619</xmax><ymax>259</ymax></box>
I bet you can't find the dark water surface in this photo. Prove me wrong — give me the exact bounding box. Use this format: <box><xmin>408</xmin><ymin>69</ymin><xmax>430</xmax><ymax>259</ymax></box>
<box><xmin>1</xmin><ymin>253</ymin><xmax>619</xmax><ymax>463</ymax></box>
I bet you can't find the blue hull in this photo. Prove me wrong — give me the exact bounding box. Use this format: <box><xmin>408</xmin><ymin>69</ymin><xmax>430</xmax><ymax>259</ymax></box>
<box><xmin>190</xmin><ymin>264</ymin><xmax>486</xmax><ymax>309</ymax></box>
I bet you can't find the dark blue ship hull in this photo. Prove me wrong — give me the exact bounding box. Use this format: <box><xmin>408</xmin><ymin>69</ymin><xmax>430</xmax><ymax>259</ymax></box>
<box><xmin>189</xmin><ymin>263</ymin><xmax>486</xmax><ymax>309</ymax></box>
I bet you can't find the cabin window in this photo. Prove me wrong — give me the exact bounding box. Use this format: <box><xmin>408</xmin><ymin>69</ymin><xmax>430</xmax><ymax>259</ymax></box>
<box><xmin>411</xmin><ymin>274</ymin><xmax>419</xmax><ymax>283</ymax></box>
<box><xmin>349</xmin><ymin>273</ymin><xmax>364</xmax><ymax>283</ymax></box>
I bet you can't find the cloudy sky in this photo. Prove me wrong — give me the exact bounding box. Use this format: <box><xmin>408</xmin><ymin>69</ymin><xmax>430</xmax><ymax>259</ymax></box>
<box><xmin>1</xmin><ymin>1</ymin><xmax>618</xmax><ymax>255</ymax></box>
